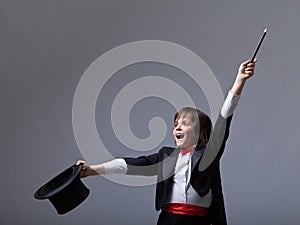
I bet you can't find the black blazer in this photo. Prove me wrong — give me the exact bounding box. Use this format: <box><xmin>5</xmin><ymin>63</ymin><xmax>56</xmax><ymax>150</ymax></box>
<box><xmin>124</xmin><ymin>114</ymin><xmax>233</xmax><ymax>225</ymax></box>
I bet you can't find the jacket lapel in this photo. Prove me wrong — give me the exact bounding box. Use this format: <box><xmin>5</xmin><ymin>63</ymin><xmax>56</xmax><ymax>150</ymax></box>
<box><xmin>162</xmin><ymin>148</ymin><xmax>179</xmax><ymax>180</ymax></box>
<box><xmin>191</xmin><ymin>147</ymin><xmax>205</xmax><ymax>172</ymax></box>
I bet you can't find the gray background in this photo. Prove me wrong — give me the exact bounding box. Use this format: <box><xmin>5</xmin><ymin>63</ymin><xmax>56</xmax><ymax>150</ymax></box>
<box><xmin>1</xmin><ymin>0</ymin><xmax>300</xmax><ymax>224</ymax></box>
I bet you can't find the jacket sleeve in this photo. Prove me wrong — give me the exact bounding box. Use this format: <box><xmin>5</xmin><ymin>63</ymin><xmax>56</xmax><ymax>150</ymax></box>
<box><xmin>123</xmin><ymin>152</ymin><xmax>160</xmax><ymax>176</ymax></box>
<box><xmin>198</xmin><ymin>113</ymin><xmax>233</xmax><ymax>172</ymax></box>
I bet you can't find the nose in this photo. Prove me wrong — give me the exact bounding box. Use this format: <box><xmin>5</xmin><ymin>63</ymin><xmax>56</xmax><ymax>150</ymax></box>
<box><xmin>175</xmin><ymin>124</ymin><xmax>182</xmax><ymax>130</ymax></box>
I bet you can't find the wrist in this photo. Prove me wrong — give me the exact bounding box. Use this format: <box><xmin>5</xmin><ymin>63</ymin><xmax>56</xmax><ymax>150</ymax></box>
<box><xmin>231</xmin><ymin>76</ymin><xmax>246</xmax><ymax>95</ymax></box>
<box><xmin>236</xmin><ymin>73</ymin><xmax>247</xmax><ymax>83</ymax></box>
<box><xmin>90</xmin><ymin>165</ymin><xmax>103</xmax><ymax>175</ymax></box>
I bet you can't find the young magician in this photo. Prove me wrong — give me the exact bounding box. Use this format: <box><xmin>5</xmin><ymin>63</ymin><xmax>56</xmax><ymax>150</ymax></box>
<box><xmin>77</xmin><ymin>58</ymin><xmax>257</xmax><ymax>225</ymax></box>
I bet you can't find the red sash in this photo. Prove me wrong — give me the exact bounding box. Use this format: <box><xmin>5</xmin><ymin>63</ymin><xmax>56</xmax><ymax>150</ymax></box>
<box><xmin>163</xmin><ymin>203</ymin><xmax>209</xmax><ymax>216</ymax></box>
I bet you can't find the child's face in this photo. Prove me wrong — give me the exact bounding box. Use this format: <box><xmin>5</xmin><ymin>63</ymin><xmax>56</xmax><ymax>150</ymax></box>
<box><xmin>173</xmin><ymin>112</ymin><xmax>199</xmax><ymax>149</ymax></box>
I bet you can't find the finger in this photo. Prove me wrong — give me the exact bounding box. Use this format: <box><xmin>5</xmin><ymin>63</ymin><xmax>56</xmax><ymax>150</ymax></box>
<box><xmin>245</xmin><ymin>70</ymin><xmax>254</xmax><ymax>75</ymax></box>
<box><xmin>247</xmin><ymin>62</ymin><xmax>256</xmax><ymax>67</ymax></box>
<box><xmin>76</xmin><ymin>160</ymin><xmax>86</xmax><ymax>166</ymax></box>
<box><xmin>248</xmin><ymin>59</ymin><xmax>257</xmax><ymax>67</ymax></box>
<box><xmin>241</xmin><ymin>59</ymin><xmax>251</xmax><ymax>66</ymax></box>
<box><xmin>245</xmin><ymin>67</ymin><xmax>254</xmax><ymax>71</ymax></box>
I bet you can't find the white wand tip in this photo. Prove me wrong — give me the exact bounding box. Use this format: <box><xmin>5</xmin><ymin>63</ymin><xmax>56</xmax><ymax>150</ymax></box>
<box><xmin>264</xmin><ymin>27</ymin><xmax>268</xmax><ymax>33</ymax></box>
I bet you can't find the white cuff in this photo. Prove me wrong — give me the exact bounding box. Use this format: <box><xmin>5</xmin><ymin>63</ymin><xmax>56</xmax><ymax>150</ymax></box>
<box><xmin>103</xmin><ymin>158</ymin><xmax>127</xmax><ymax>175</ymax></box>
<box><xmin>220</xmin><ymin>91</ymin><xmax>241</xmax><ymax>118</ymax></box>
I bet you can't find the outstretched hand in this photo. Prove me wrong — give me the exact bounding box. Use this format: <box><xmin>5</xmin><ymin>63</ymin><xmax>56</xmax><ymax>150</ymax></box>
<box><xmin>76</xmin><ymin>160</ymin><xmax>99</xmax><ymax>178</ymax></box>
<box><xmin>230</xmin><ymin>58</ymin><xmax>257</xmax><ymax>95</ymax></box>
<box><xmin>76</xmin><ymin>160</ymin><xmax>104</xmax><ymax>178</ymax></box>
<box><xmin>237</xmin><ymin>58</ymin><xmax>257</xmax><ymax>81</ymax></box>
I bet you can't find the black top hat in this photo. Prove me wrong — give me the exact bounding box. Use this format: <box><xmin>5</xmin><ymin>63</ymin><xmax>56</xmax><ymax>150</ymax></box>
<box><xmin>34</xmin><ymin>164</ymin><xmax>90</xmax><ymax>215</ymax></box>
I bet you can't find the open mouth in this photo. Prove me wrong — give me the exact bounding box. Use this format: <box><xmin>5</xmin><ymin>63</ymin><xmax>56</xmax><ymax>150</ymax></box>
<box><xmin>176</xmin><ymin>133</ymin><xmax>184</xmax><ymax>139</ymax></box>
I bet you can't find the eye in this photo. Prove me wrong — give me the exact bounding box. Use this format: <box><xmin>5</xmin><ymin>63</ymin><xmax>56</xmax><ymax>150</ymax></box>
<box><xmin>183</xmin><ymin>121</ymin><xmax>190</xmax><ymax>126</ymax></box>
